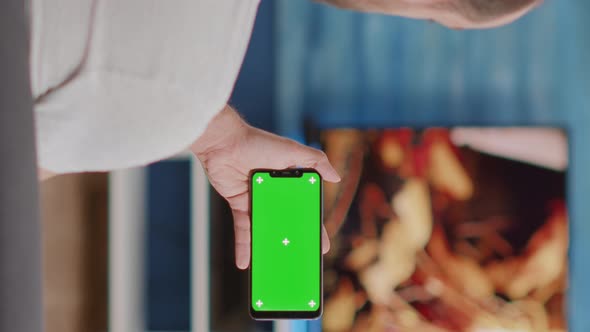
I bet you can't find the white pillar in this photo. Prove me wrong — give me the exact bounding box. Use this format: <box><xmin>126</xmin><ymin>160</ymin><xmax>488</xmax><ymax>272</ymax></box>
<box><xmin>191</xmin><ymin>159</ymin><xmax>210</xmax><ymax>331</ymax></box>
<box><xmin>275</xmin><ymin>320</ymin><xmax>292</xmax><ymax>332</ymax></box>
<box><xmin>108</xmin><ymin>168</ymin><xmax>146</xmax><ymax>332</ymax></box>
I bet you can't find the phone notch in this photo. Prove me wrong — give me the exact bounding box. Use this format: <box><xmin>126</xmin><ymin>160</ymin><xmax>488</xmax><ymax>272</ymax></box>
<box><xmin>269</xmin><ymin>169</ymin><xmax>303</xmax><ymax>178</ymax></box>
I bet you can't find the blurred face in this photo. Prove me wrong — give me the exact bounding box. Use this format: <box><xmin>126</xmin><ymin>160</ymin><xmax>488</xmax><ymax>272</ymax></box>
<box><xmin>318</xmin><ymin>0</ymin><xmax>543</xmax><ymax>29</ymax></box>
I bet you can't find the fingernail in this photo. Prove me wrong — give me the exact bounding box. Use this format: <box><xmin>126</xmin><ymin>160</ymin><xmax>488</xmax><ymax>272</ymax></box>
<box><xmin>332</xmin><ymin>171</ymin><xmax>342</xmax><ymax>182</ymax></box>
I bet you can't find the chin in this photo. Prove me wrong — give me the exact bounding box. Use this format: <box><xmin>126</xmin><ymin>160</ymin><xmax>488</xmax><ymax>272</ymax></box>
<box><xmin>317</xmin><ymin>0</ymin><xmax>543</xmax><ymax>30</ymax></box>
<box><xmin>436</xmin><ymin>0</ymin><xmax>543</xmax><ymax>29</ymax></box>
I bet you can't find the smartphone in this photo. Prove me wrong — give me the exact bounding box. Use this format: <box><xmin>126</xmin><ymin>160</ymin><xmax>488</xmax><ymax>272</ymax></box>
<box><xmin>249</xmin><ymin>168</ymin><xmax>323</xmax><ymax>320</ymax></box>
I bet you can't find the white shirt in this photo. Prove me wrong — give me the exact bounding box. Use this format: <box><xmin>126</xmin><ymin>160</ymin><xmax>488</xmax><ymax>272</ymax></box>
<box><xmin>31</xmin><ymin>0</ymin><xmax>260</xmax><ymax>173</ymax></box>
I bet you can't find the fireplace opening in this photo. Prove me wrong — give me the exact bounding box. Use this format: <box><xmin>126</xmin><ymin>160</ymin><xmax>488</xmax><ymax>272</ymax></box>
<box><xmin>320</xmin><ymin>128</ymin><xmax>567</xmax><ymax>332</ymax></box>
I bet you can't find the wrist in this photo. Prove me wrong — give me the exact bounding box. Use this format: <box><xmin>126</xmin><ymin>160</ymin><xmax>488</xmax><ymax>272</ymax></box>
<box><xmin>191</xmin><ymin>104</ymin><xmax>248</xmax><ymax>157</ymax></box>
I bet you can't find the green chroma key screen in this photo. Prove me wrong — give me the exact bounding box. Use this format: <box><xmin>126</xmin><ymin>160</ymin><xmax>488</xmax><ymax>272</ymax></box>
<box><xmin>250</xmin><ymin>170</ymin><xmax>321</xmax><ymax>318</ymax></box>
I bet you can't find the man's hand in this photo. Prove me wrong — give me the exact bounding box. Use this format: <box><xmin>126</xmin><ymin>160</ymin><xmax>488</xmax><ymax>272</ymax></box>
<box><xmin>191</xmin><ymin>105</ymin><xmax>341</xmax><ymax>269</ymax></box>
<box><xmin>318</xmin><ymin>0</ymin><xmax>543</xmax><ymax>29</ymax></box>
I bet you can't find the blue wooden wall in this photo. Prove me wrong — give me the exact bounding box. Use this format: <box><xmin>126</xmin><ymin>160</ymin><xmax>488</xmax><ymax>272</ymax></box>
<box><xmin>145</xmin><ymin>161</ymin><xmax>192</xmax><ymax>330</ymax></box>
<box><xmin>274</xmin><ymin>0</ymin><xmax>590</xmax><ymax>330</ymax></box>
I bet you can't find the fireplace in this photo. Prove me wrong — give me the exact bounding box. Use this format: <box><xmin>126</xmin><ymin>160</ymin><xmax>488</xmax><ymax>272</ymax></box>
<box><xmin>320</xmin><ymin>128</ymin><xmax>568</xmax><ymax>332</ymax></box>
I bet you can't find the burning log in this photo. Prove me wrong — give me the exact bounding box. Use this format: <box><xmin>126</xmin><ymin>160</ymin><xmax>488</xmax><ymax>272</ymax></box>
<box><xmin>424</xmin><ymin>129</ymin><xmax>474</xmax><ymax>201</ymax></box>
<box><xmin>427</xmin><ymin>224</ymin><xmax>495</xmax><ymax>300</ymax></box>
<box><xmin>359</xmin><ymin>183</ymin><xmax>393</xmax><ymax>238</ymax></box>
<box><xmin>323</xmin><ymin>130</ymin><xmax>365</xmax><ymax>237</ymax></box>
<box><xmin>390</xmin><ymin>178</ymin><xmax>433</xmax><ymax>251</ymax></box>
<box><xmin>345</xmin><ymin>238</ymin><xmax>379</xmax><ymax>271</ymax></box>
<box><xmin>377</xmin><ymin>129</ymin><xmax>412</xmax><ymax>171</ymax></box>
<box><xmin>485</xmin><ymin>204</ymin><xmax>568</xmax><ymax>300</ymax></box>
<box><xmin>323</xmin><ymin>278</ymin><xmax>358</xmax><ymax>331</ymax></box>
<box><xmin>360</xmin><ymin>178</ymin><xmax>433</xmax><ymax>305</ymax></box>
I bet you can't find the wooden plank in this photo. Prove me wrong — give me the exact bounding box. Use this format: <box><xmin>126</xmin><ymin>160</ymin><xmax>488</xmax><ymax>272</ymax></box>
<box><xmin>41</xmin><ymin>174</ymin><xmax>108</xmax><ymax>332</ymax></box>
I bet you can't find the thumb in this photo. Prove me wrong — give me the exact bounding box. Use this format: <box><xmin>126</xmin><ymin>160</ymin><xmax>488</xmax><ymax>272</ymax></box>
<box><xmin>322</xmin><ymin>224</ymin><xmax>331</xmax><ymax>254</ymax></box>
<box><xmin>292</xmin><ymin>145</ymin><xmax>341</xmax><ymax>183</ymax></box>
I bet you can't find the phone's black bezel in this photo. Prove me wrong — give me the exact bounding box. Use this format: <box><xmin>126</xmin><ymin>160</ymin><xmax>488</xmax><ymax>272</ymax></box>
<box><xmin>248</xmin><ymin>168</ymin><xmax>323</xmax><ymax>320</ymax></box>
